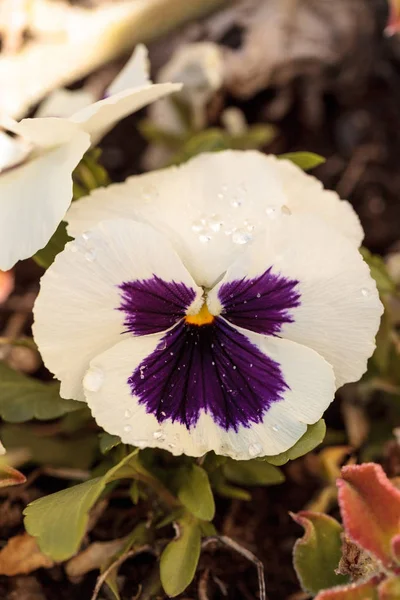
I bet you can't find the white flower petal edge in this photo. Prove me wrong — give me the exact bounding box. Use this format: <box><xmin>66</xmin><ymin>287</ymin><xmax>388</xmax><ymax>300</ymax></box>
<box><xmin>0</xmin><ymin>118</ymin><xmax>90</xmax><ymax>271</ymax></box>
<box><xmin>83</xmin><ymin>328</ymin><xmax>335</xmax><ymax>459</ymax></box>
<box><xmin>208</xmin><ymin>213</ymin><xmax>383</xmax><ymax>388</ymax></box>
<box><xmin>107</xmin><ymin>44</ymin><xmax>150</xmax><ymax>96</ymax></box>
<box><xmin>70</xmin><ymin>81</ymin><xmax>182</xmax><ymax>143</ymax></box>
<box><xmin>67</xmin><ymin>150</ymin><xmax>364</xmax><ymax>288</ymax></box>
<box><xmin>0</xmin><ymin>441</ymin><xmax>5</xmax><ymax>456</ymax></box>
<box><xmin>32</xmin><ymin>219</ymin><xmax>203</xmax><ymax>402</ymax></box>
<box><xmin>270</xmin><ymin>155</ymin><xmax>364</xmax><ymax>246</ymax></box>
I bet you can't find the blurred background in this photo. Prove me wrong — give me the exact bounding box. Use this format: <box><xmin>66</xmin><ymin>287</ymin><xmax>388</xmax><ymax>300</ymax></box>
<box><xmin>1</xmin><ymin>1</ymin><xmax>400</xmax><ymax>599</ymax></box>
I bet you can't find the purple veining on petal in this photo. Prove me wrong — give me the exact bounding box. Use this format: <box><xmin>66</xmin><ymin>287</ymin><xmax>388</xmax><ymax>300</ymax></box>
<box><xmin>118</xmin><ymin>275</ymin><xmax>197</xmax><ymax>336</ymax></box>
<box><xmin>218</xmin><ymin>267</ymin><xmax>301</xmax><ymax>336</ymax></box>
<box><xmin>128</xmin><ymin>318</ymin><xmax>288</xmax><ymax>431</ymax></box>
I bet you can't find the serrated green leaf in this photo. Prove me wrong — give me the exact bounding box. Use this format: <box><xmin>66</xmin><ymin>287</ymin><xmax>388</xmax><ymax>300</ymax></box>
<box><xmin>99</xmin><ymin>433</ymin><xmax>121</xmax><ymax>454</ymax></box>
<box><xmin>360</xmin><ymin>247</ymin><xmax>396</xmax><ymax>295</ymax></box>
<box><xmin>223</xmin><ymin>458</ymin><xmax>284</xmax><ymax>486</ymax></box>
<box><xmin>0</xmin><ymin>363</ymin><xmax>81</xmax><ymax>422</ymax></box>
<box><xmin>292</xmin><ymin>511</ymin><xmax>348</xmax><ymax>594</ymax></box>
<box><xmin>33</xmin><ymin>221</ymin><xmax>71</xmax><ymax>269</ymax></box>
<box><xmin>279</xmin><ymin>151</ymin><xmax>326</xmax><ymax>170</ymax></box>
<box><xmin>1</xmin><ymin>424</ymin><xmax>97</xmax><ymax>469</ymax></box>
<box><xmin>160</xmin><ymin>514</ymin><xmax>202</xmax><ymax>597</ymax></box>
<box><xmin>177</xmin><ymin>464</ymin><xmax>215</xmax><ymax>521</ymax></box>
<box><xmin>24</xmin><ymin>449</ymin><xmax>139</xmax><ymax>561</ymax></box>
<box><xmin>265</xmin><ymin>420</ymin><xmax>327</xmax><ymax>466</ymax></box>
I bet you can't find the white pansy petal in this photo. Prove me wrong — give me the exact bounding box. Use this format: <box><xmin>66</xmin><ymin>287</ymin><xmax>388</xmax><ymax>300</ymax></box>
<box><xmin>0</xmin><ymin>440</ymin><xmax>5</xmax><ymax>455</ymax></box>
<box><xmin>70</xmin><ymin>82</ymin><xmax>182</xmax><ymax>143</ymax></box>
<box><xmin>0</xmin><ymin>119</ymin><xmax>90</xmax><ymax>270</ymax></box>
<box><xmin>67</xmin><ymin>151</ymin><xmax>288</xmax><ymax>287</ymax></box>
<box><xmin>272</xmin><ymin>156</ymin><xmax>363</xmax><ymax>245</ymax></box>
<box><xmin>84</xmin><ymin>323</ymin><xmax>334</xmax><ymax>459</ymax></box>
<box><xmin>208</xmin><ymin>214</ymin><xmax>382</xmax><ymax>388</ymax></box>
<box><xmin>107</xmin><ymin>44</ymin><xmax>150</xmax><ymax>96</ymax></box>
<box><xmin>33</xmin><ymin>219</ymin><xmax>202</xmax><ymax>402</ymax></box>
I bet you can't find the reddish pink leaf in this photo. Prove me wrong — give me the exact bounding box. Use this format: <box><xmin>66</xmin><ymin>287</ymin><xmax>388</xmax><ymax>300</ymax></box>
<box><xmin>387</xmin><ymin>0</ymin><xmax>400</xmax><ymax>36</ymax></box>
<box><xmin>391</xmin><ymin>535</ymin><xmax>400</xmax><ymax>564</ymax></box>
<box><xmin>315</xmin><ymin>577</ymin><xmax>381</xmax><ymax>600</ymax></box>
<box><xmin>0</xmin><ymin>270</ymin><xmax>14</xmax><ymax>304</ymax></box>
<box><xmin>0</xmin><ymin>463</ymin><xmax>26</xmax><ymax>488</ymax></box>
<box><xmin>338</xmin><ymin>464</ymin><xmax>400</xmax><ymax>568</ymax></box>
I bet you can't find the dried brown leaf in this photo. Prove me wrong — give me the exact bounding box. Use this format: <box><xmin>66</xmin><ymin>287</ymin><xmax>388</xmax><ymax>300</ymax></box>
<box><xmin>0</xmin><ymin>533</ymin><xmax>54</xmax><ymax>576</ymax></box>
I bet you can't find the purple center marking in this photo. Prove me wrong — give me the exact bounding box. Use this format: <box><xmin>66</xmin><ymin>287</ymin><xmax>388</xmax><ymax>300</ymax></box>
<box><xmin>118</xmin><ymin>268</ymin><xmax>300</xmax><ymax>431</ymax></box>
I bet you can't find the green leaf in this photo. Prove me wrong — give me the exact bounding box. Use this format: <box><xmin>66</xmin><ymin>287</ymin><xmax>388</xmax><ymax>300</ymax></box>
<box><xmin>214</xmin><ymin>482</ymin><xmax>252</xmax><ymax>501</ymax></box>
<box><xmin>315</xmin><ymin>578</ymin><xmax>380</xmax><ymax>600</ymax></box>
<box><xmin>292</xmin><ymin>511</ymin><xmax>349</xmax><ymax>594</ymax></box>
<box><xmin>230</xmin><ymin>124</ymin><xmax>277</xmax><ymax>150</ymax></box>
<box><xmin>279</xmin><ymin>151</ymin><xmax>326</xmax><ymax>170</ymax></box>
<box><xmin>265</xmin><ymin>420</ymin><xmax>327</xmax><ymax>466</ymax></box>
<box><xmin>33</xmin><ymin>221</ymin><xmax>71</xmax><ymax>269</ymax></box>
<box><xmin>360</xmin><ymin>248</ymin><xmax>396</xmax><ymax>295</ymax></box>
<box><xmin>0</xmin><ymin>363</ymin><xmax>81</xmax><ymax>422</ymax></box>
<box><xmin>99</xmin><ymin>433</ymin><xmax>121</xmax><ymax>454</ymax></box>
<box><xmin>168</xmin><ymin>129</ymin><xmax>229</xmax><ymax>165</ymax></box>
<box><xmin>160</xmin><ymin>514</ymin><xmax>202</xmax><ymax>597</ymax></box>
<box><xmin>223</xmin><ymin>458</ymin><xmax>284</xmax><ymax>486</ymax></box>
<box><xmin>24</xmin><ymin>449</ymin><xmax>139</xmax><ymax>561</ymax></box>
<box><xmin>177</xmin><ymin>464</ymin><xmax>215</xmax><ymax>521</ymax></box>
<box><xmin>1</xmin><ymin>424</ymin><xmax>97</xmax><ymax>469</ymax></box>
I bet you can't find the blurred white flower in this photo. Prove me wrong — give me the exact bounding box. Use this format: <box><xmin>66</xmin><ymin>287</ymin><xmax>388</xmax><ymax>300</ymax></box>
<box><xmin>33</xmin><ymin>151</ymin><xmax>382</xmax><ymax>459</ymax></box>
<box><xmin>0</xmin><ymin>45</ymin><xmax>181</xmax><ymax>271</ymax></box>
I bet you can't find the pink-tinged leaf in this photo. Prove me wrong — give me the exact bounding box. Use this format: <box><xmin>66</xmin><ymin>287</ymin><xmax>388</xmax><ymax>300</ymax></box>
<box><xmin>338</xmin><ymin>464</ymin><xmax>400</xmax><ymax>568</ymax></box>
<box><xmin>291</xmin><ymin>511</ymin><xmax>349</xmax><ymax>594</ymax></box>
<box><xmin>379</xmin><ymin>576</ymin><xmax>400</xmax><ymax>600</ymax></box>
<box><xmin>387</xmin><ymin>0</ymin><xmax>400</xmax><ymax>36</ymax></box>
<box><xmin>315</xmin><ymin>577</ymin><xmax>381</xmax><ymax>600</ymax></box>
<box><xmin>0</xmin><ymin>270</ymin><xmax>14</xmax><ymax>304</ymax></box>
<box><xmin>391</xmin><ymin>534</ymin><xmax>400</xmax><ymax>564</ymax></box>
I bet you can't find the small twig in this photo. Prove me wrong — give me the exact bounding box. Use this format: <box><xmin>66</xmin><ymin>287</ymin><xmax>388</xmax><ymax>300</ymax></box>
<box><xmin>198</xmin><ymin>568</ymin><xmax>210</xmax><ymax>600</ymax></box>
<box><xmin>202</xmin><ymin>535</ymin><xmax>267</xmax><ymax>600</ymax></box>
<box><xmin>90</xmin><ymin>544</ymin><xmax>152</xmax><ymax>600</ymax></box>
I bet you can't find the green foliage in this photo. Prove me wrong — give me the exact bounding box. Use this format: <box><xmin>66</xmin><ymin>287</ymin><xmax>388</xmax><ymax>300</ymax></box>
<box><xmin>24</xmin><ymin>449</ymin><xmax>139</xmax><ymax>561</ymax></box>
<box><xmin>360</xmin><ymin>248</ymin><xmax>396</xmax><ymax>296</ymax></box>
<box><xmin>160</xmin><ymin>513</ymin><xmax>202</xmax><ymax>597</ymax></box>
<box><xmin>34</xmin><ymin>222</ymin><xmax>71</xmax><ymax>269</ymax></box>
<box><xmin>223</xmin><ymin>458</ymin><xmax>284</xmax><ymax>486</ymax></box>
<box><xmin>0</xmin><ymin>363</ymin><xmax>80</xmax><ymax>422</ymax></box>
<box><xmin>265</xmin><ymin>420</ymin><xmax>327</xmax><ymax>466</ymax></box>
<box><xmin>177</xmin><ymin>464</ymin><xmax>215</xmax><ymax>521</ymax></box>
<box><xmin>292</xmin><ymin>511</ymin><xmax>348</xmax><ymax>594</ymax></box>
<box><xmin>279</xmin><ymin>151</ymin><xmax>326</xmax><ymax>170</ymax></box>
<box><xmin>99</xmin><ymin>433</ymin><xmax>121</xmax><ymax>454</ymax></box>
<box><xmin>1</xmin><ymin>424</ymin><xmax>98</xmax><ymax>469</ymax></box>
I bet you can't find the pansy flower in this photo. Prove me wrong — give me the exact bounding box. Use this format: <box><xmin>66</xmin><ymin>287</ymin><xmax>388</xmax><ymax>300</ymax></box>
<box><xmin>33</xmin><ymin>151</ymin><xmax>383</xmax><ymax>459</ymax></box>
<box><xmin>0</xmin><ymin>45</ymin><xmax>181</xmax><ymax>271</ymax></box>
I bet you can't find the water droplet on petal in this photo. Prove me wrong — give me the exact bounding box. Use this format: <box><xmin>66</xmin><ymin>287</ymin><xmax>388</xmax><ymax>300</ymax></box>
<box><xmin>199</xmin><ymin>234</ymin><xmax>212</xmax><ymax>243</ymax></box>
<box><xmin>124</xmin><ymin>409</ymin><xmax>132</xmax><ymax>419</ymax></box>
<box><xmin>82</xmin><ymin>231</ymin><xmax>91</xmax><ymax>241</ymax></box>
<box><xmin>232</xmin><ymin>230</ymin><xmax>252</xmax><ymax>245</ymax></box>
<box><xmin>192</xmin><ymin>220</ymin><xmax>204</xmax><ymax>233</ymax></box>
<box><xmin>153</xmin><ymin>430</ymin><xmax>165</xmax><ymax>441</ymax></box>
<box><xmin>248</xmin><ymin>443</ymin><xmax>262</xmax><ymax>457</ymax></box>
<box><xmin>265</xmin><ymin>206</ymin><xmax>278</xmax><ymax>219</ymax></box>
<box><xmin>139</xmin><ymin>366</ymin><xmax>146</xmax><ymax>379</ymax></box>
<box><xmin>124</xmin><ymin>425</ymin><xmax>132</xmax><ymax>433</ymax></box>
<box><xmin>361</xmin><ymin>288</ymin><xmax>370</xmax><ymax>297</ymax></box>
<box><xmin>231</xmin><ymin>197</ymin><xmax>243</xmax><ymax>208</ymax></box>
<box><xmin>272</xmin><ymin>425</ymin><xmax>280</xmax><ymax>432</ymax></box>
<box><xmin>281</xmin><ymin>205</ymin><xmax>291</xmax><ymax>215</ymax></box>
<box><xmin>84</xmin><ymin>249</ymin><xmax>96</xmax><ymax>262</ymax></box>
<box><xmin>160</xmin><ymin>411</ymin><xmax>166</xmax><ymax>417</ymax></box>
<box><xmin>256</xmin><ymin>293</ymin><xmax>261</xmax><ymax>298</ymax></box>
<box><xmin>83</xmin><ymin>367</ymin><xmax>104</xmax><ymax>392</ymax></box>
<box><xmin>209</xmin><ymin>215</ymin><xmax>223</xmax><ymax>232</ymax></box>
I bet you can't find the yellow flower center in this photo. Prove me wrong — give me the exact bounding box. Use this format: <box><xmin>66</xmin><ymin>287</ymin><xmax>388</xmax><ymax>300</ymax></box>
<box><xmin>185</xmin><ymin>303</ymin><xmax>215</xmax><ymax>326</ymax></box>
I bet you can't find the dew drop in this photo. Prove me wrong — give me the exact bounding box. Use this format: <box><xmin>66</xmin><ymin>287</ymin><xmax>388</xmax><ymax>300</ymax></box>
<box><xmin>361</xmin><ymin>288</ymin><xmax>370</xmax><ymax>297</ymax></box>
<box><xmin>231</xmin><ymin>198</ymin><xmax>243</xmax><ymax>208</ymax></box>
<box><xmin>153</xmin><ymin>430</ymin><xmax>165</xmax><ymax>441</ymax></box>
<box><xmin>84</xmin><ymin>249</ymin><xmax>96</xmax><ymax>262</ymax></box>
<box><xmin>123</xmin><ymin>424</ymin><xmax>132</xmax><ymax>433</ymax></box>
<box><xmin>199</xmin><ymin>234</ymin><xmax>212</xmax><ymax>243</ymax></box>
<box><xmin>281</xmin><ymin>205</ymin><xmax>292</xmax><ymax>215</ymax></box>
<box><xmin>83</xmin><ymin>367</ymin><xmax>104</xmax><ymax>392</ymax></box>
<box><xmin>272</xmin><ymin>425</ymin><xmax>280</xmax><ymax>432</ymax></box>
<box><xmin>248</xmin><ymin>443</ymin><xmax>261</xmax><ymax>457</ymax></box>
<box><xmin>232</xmin><ymin>230</ymin><xmax>252</xmax><ymax>245</ymax></box>
<box><xmin>265</xmin><ymin>206</ymin><xmax>278</xmax><ymax>219</ymax></box>
<box><xmin>232</xmin><ymin>365</ymin><xmax>237</xmax><ymax>370</ymax></box>
<box><xmin>160</xmin><ymin>411</ymin><xmax>167</xmax><ymax>417</ymax></box>
<box><xmin>209</xmin><ymin>215</ymin><xmax>223</xmax><ymax>232</ymax></box>
<box><xmin>192</xmin><ymin>220</ymin><xmax>204</xmax><ymax>233</ymax></box>
<box><xmin>139</xmin><ymin>366</ymin><xmax>146</xmax><ymax>380</ymax></box>
<box><xmin>82</xmin><ymin>231</ymin><xmax>91</xmax><ymax>241</ymax></box>
<box><xmin>124</xmin><ymin>409</ymin><xmax>132</xmax><ymax>419</ymax></box>
<box><xmin>256</xmin><ymin>293</ymin><xmax>261</xmax><ymax>298</ymax></box>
